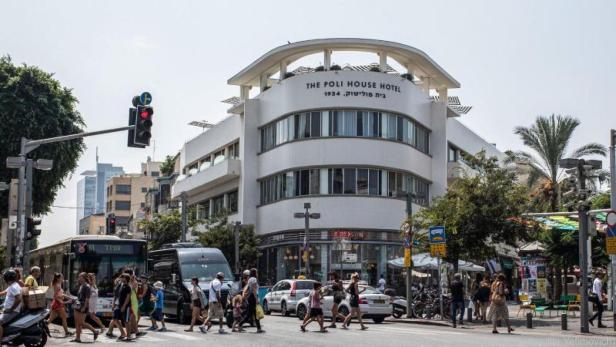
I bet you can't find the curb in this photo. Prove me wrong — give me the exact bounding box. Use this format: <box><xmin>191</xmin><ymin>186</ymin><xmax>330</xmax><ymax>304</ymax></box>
<box><xmin>387</xmin><ymin>319</ymin><xmax>451</xmax><ymax>327</ymax></box>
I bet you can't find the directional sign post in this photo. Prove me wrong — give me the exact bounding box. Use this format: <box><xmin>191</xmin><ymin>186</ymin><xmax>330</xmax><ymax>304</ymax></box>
<box><xmin>139</xmin><ymin>92</ymin><xmax>152</xmax><ymax>106</ymax></box>
<box><xmin>402</xmin><ymin>222</ymin><xmax>412</xmax><ymax>268</ymax></box>
<box><xmin>429</xmin><ymin>226</ymin><xmax>446</xmax><ymax>320</ymax></box>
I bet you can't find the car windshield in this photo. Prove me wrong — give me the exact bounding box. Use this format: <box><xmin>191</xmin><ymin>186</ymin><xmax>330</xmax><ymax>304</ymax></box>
<box><xmin>360</xmin><ymin>286</ymin><xmax>379</xmax><ymax>295</ymax></box>
<box><xmin>181</xmin><ymin>261</ymin><xmax>233</xmax><ymax>282</ymax></box>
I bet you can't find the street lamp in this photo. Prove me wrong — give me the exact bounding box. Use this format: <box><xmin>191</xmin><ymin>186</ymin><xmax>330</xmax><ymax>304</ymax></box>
<box><xmin>294</xmin><ymin>202</ymin><xmax>320</xmax><ymax>279</ymax></box>
<box><xmin>558</xmin><ymin>158</ymin><xmax>602</xmax><ymax>334</ymax></box>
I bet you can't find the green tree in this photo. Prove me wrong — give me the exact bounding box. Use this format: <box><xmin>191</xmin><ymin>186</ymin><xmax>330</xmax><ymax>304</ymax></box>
<box><xmin>159</xmin><ymin>155</ymin><xmax>176</xmax><ymax>177</ymax></box>
<box><xmin>414</xmin><ymin>151</ymin><xmax>530</xmax><ymax>271</ymax></box>
<box><xmin>539</xmin><ymin>228</ymin><xmax>578</xmax><ymax>296</ymax></box>
<box><xmin>140</xmin><ymin>210</ymin><xmax>183</xmax><ymax>250</ymax></box>
<box><xmin>0</xmin><ymin>56</ymin><xmax>85</xmax><ymax>218</ymax></box>
<box><xmin>197</xmin><ymin>212</ymin><xmax>261</xmax><ymax>271</ymax></box>
<box><xmin>506</xmin><ymin>114</ymin><xmax>606</xmax><ymax>212</ymax></box>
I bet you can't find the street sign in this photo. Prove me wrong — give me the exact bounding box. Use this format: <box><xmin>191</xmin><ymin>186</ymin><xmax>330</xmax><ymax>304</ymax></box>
<box><xmin>430</xmin><ymin>244</ymin><xmax>446</xmax><ymax>257</ymax></box>
<box><xmin>607</xmin><ymin>210</ymin><xmax>616</xmax><ymax>255</ymax></box>
<box><xmin>403</xmin><ymin>248</ymin><xmax>411</xmax><ymax>268</ymax></box>
<box><xmin>139</xmin><ymin>92</ymin><xmax>153</xmax><ymax>105</ymax></box>
<box><xmin>429</xmin><ymin>226</ymin><xmax>446</xmax><ymax>257</ymax></box>
<box><xmin>429</xmin><ymin>226</ymin><xmax>446</xmax><ymax>244</ymax></box>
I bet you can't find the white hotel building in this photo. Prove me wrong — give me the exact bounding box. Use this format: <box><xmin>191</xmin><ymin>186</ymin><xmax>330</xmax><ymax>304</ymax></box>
<box><xmin>172</xmin><ymin>39</ymin><xmax>504</xmax><ymax>286</ymax></box>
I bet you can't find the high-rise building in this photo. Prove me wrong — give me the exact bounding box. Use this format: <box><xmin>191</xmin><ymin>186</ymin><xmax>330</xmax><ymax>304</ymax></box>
<box><xmin>95</xmin><ymin>163</ymin><xmax>124</xmax><ymax>214</ymax></box>
<box><xmin>76</xmin><ymin>171</ymin><xmax>97</xmax><ymax>232</ymax></box>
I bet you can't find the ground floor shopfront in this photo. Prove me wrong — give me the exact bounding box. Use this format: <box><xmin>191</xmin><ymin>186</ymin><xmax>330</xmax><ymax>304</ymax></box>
<box><xmin>257</xmin><ymin>229</ymin><xmax>404</xmax><ymax>288</ymax></box>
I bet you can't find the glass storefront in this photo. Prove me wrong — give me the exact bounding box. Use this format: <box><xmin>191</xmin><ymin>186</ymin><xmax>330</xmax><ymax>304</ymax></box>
<box><xmin>258</xmin><ymin>231</ymin><xmax>404</xmax><ymax>289</ymax></box>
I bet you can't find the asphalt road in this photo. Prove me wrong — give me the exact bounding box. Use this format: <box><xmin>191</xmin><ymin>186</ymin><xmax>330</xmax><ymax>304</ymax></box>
<box><xmin>47</xmin><ymin>314</ymin><xmax>615</xmax><ymax>347</ymax></box>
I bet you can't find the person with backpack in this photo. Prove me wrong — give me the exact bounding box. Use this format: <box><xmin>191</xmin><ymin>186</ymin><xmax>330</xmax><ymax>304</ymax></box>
<box><xmin>300</xmin><ymin>282</ymin><xmax>327</xmax><ymax>333</ymax></box>
<box><xmin>200</xmin><ymin>272</ymin><xmax>226</xmax><ymax>334</ymax></box>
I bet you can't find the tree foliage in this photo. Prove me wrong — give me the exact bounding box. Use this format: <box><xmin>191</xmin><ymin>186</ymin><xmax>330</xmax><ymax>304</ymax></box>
<box><xmin>159</xmin><ymin>155</ymin><xmax>176</xmax><ymax>177</ymax></box>
<box><xmin>0</xmin><ymin>56</ymin><xmax>85</xmax><ymax>218</ymax></box>
<box><xmin>197</xmin><ymin>212</ymin><xmax>261</xmax><ymax>271</ymax></box>
<box><xmin>414</xmin><ymin>151</ymin><xmax>530</xmax><ymax>270</ymax></box>
<box><xmin>505</xmin><ymin>114</ymin><xmax>606</xmax><ymax>212</ymax></box>
<box><xmin>140</xmin><ymin>210</ymin><xmax>183</xmax><ymax>251</ymax></box>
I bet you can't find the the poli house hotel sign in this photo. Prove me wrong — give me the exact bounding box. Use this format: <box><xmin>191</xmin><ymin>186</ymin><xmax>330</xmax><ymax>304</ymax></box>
<box><xmin>306</xmin><ymin>79</ymin><xmax>402</xmax><ymax>99</ymax></box>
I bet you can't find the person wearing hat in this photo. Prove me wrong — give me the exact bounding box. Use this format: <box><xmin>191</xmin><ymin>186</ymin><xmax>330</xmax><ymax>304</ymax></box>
<box><xmin>148</xmin><ymin>281</ymin><xmax>167</xmax><ymax>332</ymax></box>
<box><xmin>200</xmin><ymin>272</ymin><xmax>226</xmax><ymax>334</ymax></box>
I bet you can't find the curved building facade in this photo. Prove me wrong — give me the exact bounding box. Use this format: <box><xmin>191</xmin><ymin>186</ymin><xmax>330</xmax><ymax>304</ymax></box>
<box><xmin>172</xmin><ymin>39</ymin><xmax>504</xmax><ymax>286</ymax></box>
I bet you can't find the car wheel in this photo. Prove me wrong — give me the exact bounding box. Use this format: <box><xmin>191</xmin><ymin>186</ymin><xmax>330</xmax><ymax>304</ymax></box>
<box><xmin>296</xmin><ymin>304</ymin><xmax>307</xmax><ymax>320</ymax></box>
<box><xmin>373</xmin><ymin>317</ymin><xmax>385</xmax><ymax>324</ymax></box>
<box><xmin>263</xmin><ymin>300</ymin><xmax>271</xmax><ymax>315</ymax></box>
<box><xmin>392</xmin><ymin>311</ymin><xmax>402</xmax><ymax>319</ymax></box>
<box><xmin>281</xmin><ymin>301</ymin><xmax>289</xmax><ymax>317</ymax></box>
<box><xmin>178</xmin><ymin>305</ymin><xmax>187</xmax><ymax>325</ymax></box>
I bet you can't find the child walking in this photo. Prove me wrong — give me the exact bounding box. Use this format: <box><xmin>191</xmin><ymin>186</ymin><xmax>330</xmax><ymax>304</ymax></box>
<box><xmin>231</xmin><ymin>294</ymin><xmax>244</xmax><ymax>332</ymax></box>
<box><xmin>148</xmin><ymin>281</ymin><xmax>167</xmax><ymax>332</ymax></box>
<box><xmin>300</xmin><ymin>282</ymin><xmax>327</xmax><ymax>333</ymax></box>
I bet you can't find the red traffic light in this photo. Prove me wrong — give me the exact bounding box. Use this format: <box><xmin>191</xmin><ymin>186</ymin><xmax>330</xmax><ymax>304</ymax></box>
<box><xmin>110</xmin><ymin>219</ymin><xmax>116</xmax><ymax>224</ymax></box>
<box><xmin>139</xmin><ymin>107</ymin><xmax>153</xmax><ymax>119</ymax></box>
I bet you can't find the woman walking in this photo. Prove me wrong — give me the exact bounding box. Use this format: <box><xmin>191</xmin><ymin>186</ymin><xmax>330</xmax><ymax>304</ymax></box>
<box><xmin>342</xmin><ymin>273</ymin><xmax>367</xmax><ymax>330</ymax></box>
<box><xmin>477</xmin><ymin>274</ymin><xmax>491</xmax><ymax>323</ymax></box>
<box><xmin>241</xmin><ymin>268</ymin><xmax>264</xmax><ymax>333</ymax></box>
<box><xmin>71</xmin><ymin>272</ymin><xmax>98</xmax><ymax>343</ymax></box>
<box><xmin>47</xmin><ymin>273</ymin><xmax>73</xmax><ymax>337</ymax></box>
<box><xmin>328</xmin><ymin>273</ymin><xmax>346</xmax><ymax>328</ymax></box>
<box><xmin>300</xmin><ymin>282</ymin><xmax>327</xmax><ymax>333</ymax></box>
<box><xmin>488</xmin><ymin>274</ymin><xmax>513</xmax><ymax>334</ymax></box>
<box><xmin>185</xmin><ymin>277</ymin><xmax>205</xmax><ymax>332</ymax></box>
<box><xmin>86</xmin><ymin>273</ymin><xmax>106</xmax><ymax>333</ymax></box>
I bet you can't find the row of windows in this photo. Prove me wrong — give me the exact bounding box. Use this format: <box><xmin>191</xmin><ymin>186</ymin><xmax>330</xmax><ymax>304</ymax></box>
<box><xmin>259</xmin><ymin>167</ymin><xmax>429</xmax><ymax>206</ymax></box>
<box><xmin>260</xmin><ymin>110</ymin><xmax>430</xmax><ymax>154</ymax></box>
<box><xmin>194</xmin><ymin>190</ymin><xmax>239</xmax><ymax>220</ymax></box>
<box><xmin>184</xmin><ymin>141</ymin><xmax>240</xmax><ymax>175</ymax></box>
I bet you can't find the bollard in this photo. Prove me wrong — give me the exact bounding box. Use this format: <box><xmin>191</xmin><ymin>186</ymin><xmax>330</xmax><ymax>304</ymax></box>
<box><xmin>561</xmin><ymin>313</ymin><xmax>567</xmax><ymax>330</ymax></box>
<box><xmin>467</xmin><ymin>307</ymin><xmax>473</xmax><ymax>323</ymax></box>
<box><xmin>526</xmin><ymin>312</ymin><xmax>533</xmax><ymax>329</ymax></box>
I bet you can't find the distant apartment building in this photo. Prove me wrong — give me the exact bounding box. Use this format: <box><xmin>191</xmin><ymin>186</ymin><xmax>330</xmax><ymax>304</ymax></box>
<box><xmin>78</xmin><ymin>213</ymin><xmax>106</xmax><ymax>235</ymax></box>
<box><xmin>105</xmin><ymin>161</ymin><xmax>162</xmax><ymax>238</ymax></box>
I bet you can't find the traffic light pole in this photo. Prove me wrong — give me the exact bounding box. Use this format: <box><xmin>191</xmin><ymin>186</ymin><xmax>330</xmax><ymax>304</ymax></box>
<box><xmin>14</xmin><ymin>124</ymin><xmax>136</xmax><ymax>265</ymax></box>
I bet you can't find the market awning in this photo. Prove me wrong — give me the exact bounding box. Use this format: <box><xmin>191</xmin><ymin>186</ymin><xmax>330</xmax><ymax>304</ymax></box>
<box><xmin>387</xmin><ymin>253</ymin><xmax>485</xmax><ymax>272</ymax></box>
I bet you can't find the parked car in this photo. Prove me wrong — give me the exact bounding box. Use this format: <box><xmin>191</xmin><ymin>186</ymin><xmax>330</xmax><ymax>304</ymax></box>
<box><xmin>262</xmin><ymin>279</ymin><xmax>316</xmax><ymax>316</ymax></box>
<box><xmin>295</xmin><ymin>284</ymin><xmax>391</xmax><ymax>323</ymax></box>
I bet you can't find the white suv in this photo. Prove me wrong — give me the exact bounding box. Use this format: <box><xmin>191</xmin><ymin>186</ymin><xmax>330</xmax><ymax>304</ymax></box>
<box><xmin>263</xmin><ymin>279</ymin><xmax>316</xmax><ymax>316</ymax></box>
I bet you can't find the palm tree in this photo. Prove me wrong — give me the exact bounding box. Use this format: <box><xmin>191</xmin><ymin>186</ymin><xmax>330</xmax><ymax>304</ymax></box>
<box><xmin>508</xmin><ymin>114</ymin><xmax>606</xmax><ymax>300</ymax></box>
<box><xmin>506</xmin><ymin>114</ymin><xmax>606</xmax><ymax>212</ymax></box>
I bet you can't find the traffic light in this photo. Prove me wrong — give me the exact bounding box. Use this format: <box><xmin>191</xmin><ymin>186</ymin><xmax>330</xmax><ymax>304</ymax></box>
<box><xmin>134</xmin><ymin>105</ymin><xmax>153</xmax><ymax>146</ymax></box>
<box><xmin>127</xmin><ymin>108</ymin><xmax>145</xmax><ymax>148</ymax></box>
<box><xmin>25</xmin><ymin>217</ymin><xmax>42</xmax><ymax>240</ymax></box>
<box><xmin>106</xmin><ymin>213</ymin><xmax>117</xmax><ymax>234</ymax></box>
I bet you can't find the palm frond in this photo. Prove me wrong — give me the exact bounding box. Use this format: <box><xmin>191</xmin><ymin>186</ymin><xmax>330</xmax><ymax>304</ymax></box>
<box><xmin>569</xmin><ymin>143</ymin><xmax>607</xmax><ymax>158</ymax></box>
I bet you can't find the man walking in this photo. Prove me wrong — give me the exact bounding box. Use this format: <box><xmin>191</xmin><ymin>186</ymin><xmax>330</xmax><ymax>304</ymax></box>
<box><xmin>200</xmin><ymin>272</ymin><xmax>226</xmax><ymax>334</ymax></box>
<box><xmin>449</xmin><ymin>273</ymin><xmax>465</xmax><ymax>328</ymax></box>
<box><xmin>589</xmin><ymin>272</ymin><xmax>606</xmax><ymax>328</ymax></box>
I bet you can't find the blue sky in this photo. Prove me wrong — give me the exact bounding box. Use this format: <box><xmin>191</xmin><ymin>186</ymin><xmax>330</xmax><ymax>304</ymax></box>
<box><xmin>1</xmin><ymin>0</ymin><xmax>614</xmax><ymax>246</ymax></box>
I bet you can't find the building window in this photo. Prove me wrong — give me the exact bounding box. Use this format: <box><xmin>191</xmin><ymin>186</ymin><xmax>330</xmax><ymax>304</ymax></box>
<box><xmin>343</xmin><ymin>168</ymin><xmax>356</xmax><ymax>194</ymax></box>
<box><xmin>115</xmin><ymin>201</ymin><xmax>130</xmax><ymax>210</ymax></box>
<box><xmin>151</xmin><ymin>171</ymin><xmax>160</xmax><ymax>177</ymax></box>
<box><xmin>448</xmin><ymin>145</ymin><xmax>458</xmax><ymax>162</ymax></box>
<box><xmin>212</xmin><ymin>195</ymin><xmax>224</xmax><ymax>215</ymax></box>
<box><xmin>228</xmin><ymin>190</ymin><xmax>238</xmax><ymax>213</ymax></box>
<box><xmin>141</xmin><ymin>187</ymin><xmax>147</xmax><ymax>193</ymax></box>
<box><xmin>116</xmin><ymin>185</ymin><xmax>131</xmax><ymax>195</ymax></box>
<box><xmin>140</xmin><ymin>202</ymin><xmax>145</xmax><ymax>208</ymax></box>
<box><xmin>357</xmin><ymin>169</ymin><xmax>369</xmax><ymax>195</ymax></box>
<box><xmin>228</xmin><ymin>141</ymin><xmax>240</xmax><ymax>159</ymax></box>
<box><xmin>196</xmin><ymin>200</ymin><xmax>210</xmax><ymax>220</ymax></box>
<box><xmin>259</xmin><ymin>109</ymin><xmax>430</xmax><ymax>154</ymax></box>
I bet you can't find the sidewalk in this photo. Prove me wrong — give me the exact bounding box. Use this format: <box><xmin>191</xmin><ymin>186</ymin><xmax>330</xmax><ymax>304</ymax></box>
<box><xmin>389</xmin><ymin>304</ymin><xmax>616</xmax><ymax>337</ymax></box>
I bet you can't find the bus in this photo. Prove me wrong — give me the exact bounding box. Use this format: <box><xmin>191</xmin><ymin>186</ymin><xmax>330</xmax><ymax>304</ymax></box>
<box><xmin>25</xmin><ymin>235</ymin><xmax>147</xmax><ymax>317</ymax></box>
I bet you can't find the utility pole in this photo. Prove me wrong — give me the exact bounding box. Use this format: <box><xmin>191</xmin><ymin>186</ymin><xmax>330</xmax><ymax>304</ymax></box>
<box><xmin>294</xmin><ymin>203</ymin><xmax>320</xmax><ymax>279</ymax></box>
<box><xmin>405</xmin><ymin>176</ymin><xmax>414</xmax><ymax>319</ymax></box>
<box><xmin>233</xmin><ymin>221</ymin><xmax>242</xmax><ymax>274</ymax></box>
<box><xmin>609</xmin><ymin>129</ymin><xmax>616</xmax><ymax>320</ymax></box>
<box><xmin>180</xmin><ymin>192</ymin><xmax>188</xmax><ymax>242</ymax></box>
